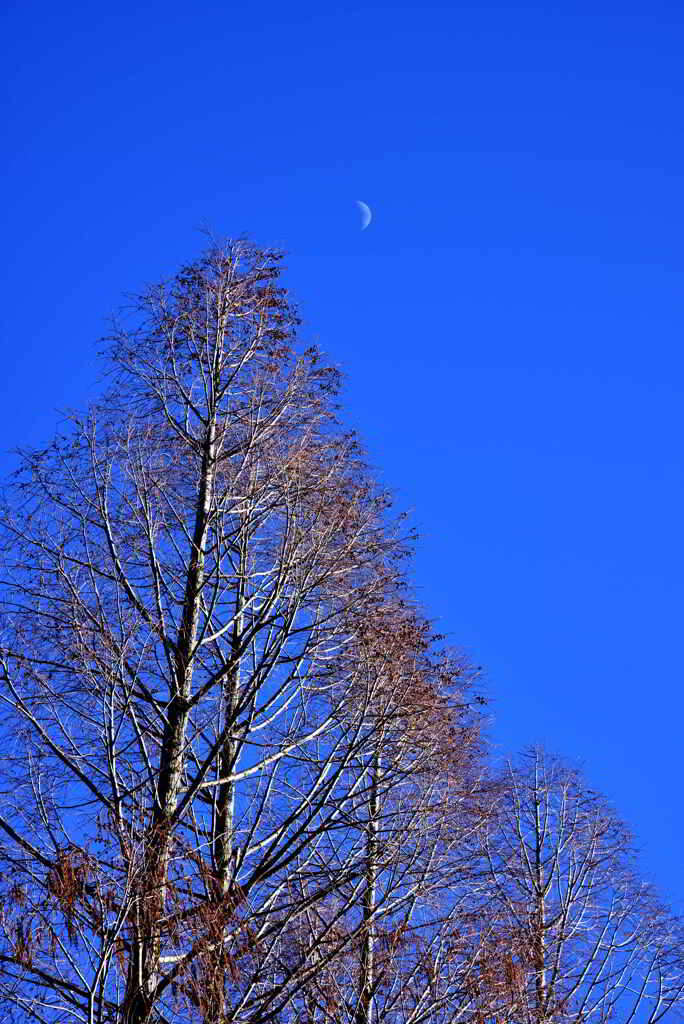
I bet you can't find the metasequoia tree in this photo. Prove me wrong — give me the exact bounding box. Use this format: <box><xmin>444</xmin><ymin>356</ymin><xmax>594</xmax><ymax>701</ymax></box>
<box><xmin>4</xmin><ymin>238</ymin><xmax>679</xmax><ymax>1024</ymax></box>
<box><xmin>476</xmin><ymin>748</ymin><xmax>684</xmax><ymax>1024</ymax></box>
<box><xmin>0</xmin><ymin>241</ymin><xmax>481</xmax><ymax>1024</ymax></box>
<box><xmin>273</xmin><ymin>603</ymin><xmax>491</xmax><ymax>1024</ymax></box>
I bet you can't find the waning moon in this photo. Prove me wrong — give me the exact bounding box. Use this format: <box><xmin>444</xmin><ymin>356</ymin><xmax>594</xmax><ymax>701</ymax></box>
<box><xmin>356</xmin><ymin>200</ymin><xmax>372</xmax><ymax>230</ymax></box>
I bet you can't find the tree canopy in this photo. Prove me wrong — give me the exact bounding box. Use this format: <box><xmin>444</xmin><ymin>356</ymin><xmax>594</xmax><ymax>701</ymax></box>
<box><xmin>0</xmin><ymin>240</ymin><xmax>680</xmax><ymax>1024</ymax></box>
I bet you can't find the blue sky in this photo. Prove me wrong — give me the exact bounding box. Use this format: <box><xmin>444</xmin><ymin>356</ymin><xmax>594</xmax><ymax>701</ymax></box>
<box><xmin>3</xmin><ymin>1</ymin><xmax>683</xmax><ymax>906</ymax></box>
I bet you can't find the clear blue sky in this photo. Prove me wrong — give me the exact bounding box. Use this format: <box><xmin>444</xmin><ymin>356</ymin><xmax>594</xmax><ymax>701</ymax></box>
<box><xmin>3</xmin><ymin>1</ymin><xmax>683</xmax><ymax>906</ymax></box>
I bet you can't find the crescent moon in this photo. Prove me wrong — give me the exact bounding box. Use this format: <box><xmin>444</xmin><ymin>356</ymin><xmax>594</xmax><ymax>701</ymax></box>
<box><xmin>355</xmin><ymin>200</ymin><xmax>372</xmax><ymax>230</ymax></box>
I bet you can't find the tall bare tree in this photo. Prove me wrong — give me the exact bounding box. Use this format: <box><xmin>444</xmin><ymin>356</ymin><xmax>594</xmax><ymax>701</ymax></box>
<box><xmin>475</xmin><ymin>748</ymin><xmax>684</xmax><ymax>1024</ymax></box>
<box><xmin>4</xmin><ymin>238</ymin><xmax>678</xmax><ymax>1024</ymax></box>
<box><xmin>273</xmin><ymin>603</ymin><xmax>493</xmax><ymax>1024</ymax></box>
<box><xmin>0</xmin><ymin>241</ymin><xmax>478</xmax><ymax>1024</ymax></box>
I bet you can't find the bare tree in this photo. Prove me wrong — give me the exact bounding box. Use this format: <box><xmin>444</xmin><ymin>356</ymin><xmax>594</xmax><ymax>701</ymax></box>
<box><xmin>0</xmin><ymin>240</ymin><xmax>475</xmax><ymax>1024</ymax></box>
<box><xmin>5</xmin><ymin>238</ymin><xmax>677</xmax><ymax>1024</ymax></box>
<box><xmin>475</xmin><ymin>748</ymin><xmax>684</xmax><ymax>1024</ymax></box>
<box><xmin>273</xmin><ymin>603</ymin><xmax>494</xmax><ymax>1024</ymax></box>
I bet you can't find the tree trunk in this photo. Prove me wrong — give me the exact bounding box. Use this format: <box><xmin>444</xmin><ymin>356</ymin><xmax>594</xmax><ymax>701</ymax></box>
<box><xmin>356</xmin><ymin>748</ymin><xmax>381</xmax><ymax>1024</ymax></box>
<box><xmin>125</xmin><ymin>416</ymin><xmax>217</xmax><ymax>1024</ymax></box>
<box><xmin>204</xmin><ymin>524</ymin><xmax>247</xmax><ymax>1024</ymax></box>
<box><xmin>533</xmin><ymin>777</ymin><xmax>546</xmax><ymax>1024</ymax></box>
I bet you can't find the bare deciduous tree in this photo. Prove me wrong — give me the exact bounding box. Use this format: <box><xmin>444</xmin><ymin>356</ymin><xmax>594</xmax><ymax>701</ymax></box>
<box><xmin>2</xmin><ymin>239</ymin><xmax>680</xmax><ymax>1024</ymax></box>
<box><xmin>272</xmin><ymin>603</ymin><xmax>493</xmax><ymax>1024</ymax></box>
<box><xmin>476</xmin><ymin>748</ymin><xmax>684</xmax><ymax>1024</ymax></box>
<box><xmin>0</xmin><ymin>241</ymin><xmax>480</xmax><ymax>1024</ymax></box>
